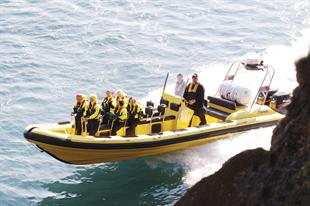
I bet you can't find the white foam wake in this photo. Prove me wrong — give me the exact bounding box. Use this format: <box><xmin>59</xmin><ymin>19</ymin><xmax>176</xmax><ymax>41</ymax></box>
<box><xmin>143</xmin><ymin>28</ymin><xmax>310</xmax><ymax>186</ymax></box>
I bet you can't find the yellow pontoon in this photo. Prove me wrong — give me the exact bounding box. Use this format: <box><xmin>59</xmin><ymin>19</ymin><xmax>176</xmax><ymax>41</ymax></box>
<box><xmin>24</xmin><ymin>57</ymin><xmax>290</xmax><ymax>164</ymax></box>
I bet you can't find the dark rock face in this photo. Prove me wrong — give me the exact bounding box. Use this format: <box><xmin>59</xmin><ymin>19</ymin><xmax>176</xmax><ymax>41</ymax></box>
<box><xmin>175</xmin><ymin>149</ymin><xmax>270</xmax><ymax>206</ymax></box>
<box><xmin>175</xmin><ymin>53</ymin><xmax>310</xmax><ymax>206</ymax></box>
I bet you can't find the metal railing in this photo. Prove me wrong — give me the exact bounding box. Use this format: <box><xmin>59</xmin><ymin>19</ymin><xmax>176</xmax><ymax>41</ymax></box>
<box><xmin>217</xmin><ymin>60</ymin><xmax>275</xmax><ymax>111</ymax></box>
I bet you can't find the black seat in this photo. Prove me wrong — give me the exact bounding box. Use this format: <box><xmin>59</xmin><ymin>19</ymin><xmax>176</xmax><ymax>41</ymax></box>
<box><xmin>145</xmin><ymin>106</ymin><xmax>155</xmax><ymax>116</ymax></box>
<box><xmin>264</xmin><ymin>89</ymin><xmax>278</xmax><ymax>104</ymax></box>
<box><xmin>138</xmin><ymin>115</ymin><xmax>176</xmax><ymax>125</ymax></box>
<box><xmin>207</xmin><ymin>96</ymin><xmax>236</xmax><ymax>110</ymax></box>
<box><xmin>142</xmin><ymin>112</ymin><xmax>160</xmax><ymax>118</ymax></box>
<box><xmin>170</xmin><ymin>103</ymin><xmax>181</xmax><ymax>112</ymax></box>
<box><xmin>207</xmin><ymin>107</ymin><xmax>230</xmax><ymax>121</ymax></box>
<box><xmin>160</xmin><ymin>98</ymin><xmax>169</xmax><ymax>107</ymax></box>
<box><xmin>146</xmin><ymin>101</ymin><xmax>155</xmax><ymax>107</ymax></box>
<box><xmin>157</xmin><ymin>104</ymin><xmax>167</xmax><ymax>115</ymax></box>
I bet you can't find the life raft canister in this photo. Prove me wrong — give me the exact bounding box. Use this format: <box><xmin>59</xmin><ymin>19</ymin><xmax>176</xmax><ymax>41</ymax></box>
<box><xmin>218</xmin><ymin>82</ymin><xmax>252</xmax><ymax>105</ymax></box>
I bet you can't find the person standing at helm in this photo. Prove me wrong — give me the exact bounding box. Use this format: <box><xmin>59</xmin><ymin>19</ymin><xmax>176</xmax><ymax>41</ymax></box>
<box><xmin>183</xmin><ymin>73</ymin><xmax>207</xmax><ymax>126</ymax></box>
<box><xmin>72</xmin><ymin>94</ymin><xmax>88</xmax><ymax>135</ymax></box>
<box><xmin>101</xmin><ymin>90</ymin><xmax>116</xmax><ymax>126</ymax></box>
<box><xmin>111</xmin><ymin>99</ymin><xmax>128</xmax><ymax>136</ymax></box>
<box><xmin>175</xmin><ymin>73</ymin><xmax>186</xmax><ymax>96</ymax></box>
<box><xmin>127</xmin><ymin>97</ymin><xmax>143</xmax><ymax>136</ymax></box>
<box><xmin>84</xmin><ymin>94</ymin><xmax>101</xmax><ymax>136</ymax></box>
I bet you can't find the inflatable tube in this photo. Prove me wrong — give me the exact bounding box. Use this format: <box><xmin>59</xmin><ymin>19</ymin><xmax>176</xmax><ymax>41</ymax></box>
<box><xmin>218</xmin><ymin>82</ymin><xmax>252</xmax><ymax>105</ymax></box>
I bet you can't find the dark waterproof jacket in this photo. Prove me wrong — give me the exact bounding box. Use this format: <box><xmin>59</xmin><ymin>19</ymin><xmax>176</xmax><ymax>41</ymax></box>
<box><xmin>183</xmin><ymin>82</ymin><xmax>205</xmax><ymax>109</ymax></box>
<box><xmin>72</xmin><ymin>101</ymin><xmax>87</xmax><ymax>119</ymax></box>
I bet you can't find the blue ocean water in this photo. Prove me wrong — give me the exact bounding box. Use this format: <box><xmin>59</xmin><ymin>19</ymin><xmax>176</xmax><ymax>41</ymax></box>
<box><xmin>0</xmin><ymin>0</ymin><xmax>309</xmax><ymax>205</ymax></box>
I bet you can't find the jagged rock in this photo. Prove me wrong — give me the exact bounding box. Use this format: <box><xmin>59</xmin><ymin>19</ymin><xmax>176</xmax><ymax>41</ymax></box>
<box><xmin>175</xmin><ymin>148</ymin><xmax>269</xmax><ymax>206</ymax></box>
<box><xmin>175</xmin><ymin>52</ymin><xmax>310</xmax><ymax>206</ymax></box>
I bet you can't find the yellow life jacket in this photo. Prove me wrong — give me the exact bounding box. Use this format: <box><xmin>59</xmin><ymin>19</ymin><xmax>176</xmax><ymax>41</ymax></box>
<box><xmin>102</xmin><ymin>96</ymin><xmax>116</xmax><ymax>113</ymax></box>
<box><xmin>87</xmin><ymin>102</ymin><xmax>101</xmax><ymax>120</ymax></box>
<box><xmin>128</xmin><ymin>103</ymin><xmax>143</xmax><ymax>119</ymax></box>
<box><xmin>115</xmin><ymin>106</ymin><xmax>128</xmax><ymax>122</ymax></box>
<box><xmin>116</xmin><ymin>96</ymin><xmax>128</xmax><ymax>108</ymax></box>
<box><xmin>188</xmin><ymin>82</ymin><xmax>199</xmax><ymax>93</ymax></box>
<box><xmin>73</xmin><ymin>100</ymin><xmax>89</xmax><ymax>117</ymax></box>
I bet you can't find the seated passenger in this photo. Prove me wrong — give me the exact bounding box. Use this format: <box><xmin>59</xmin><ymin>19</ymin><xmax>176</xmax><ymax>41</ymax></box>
<box><xmin>101</xmin><ymin>90</ymin><xmax>116</xmax><ymax>126</ymax></box>
<box><xmin>84</xmin><ymin>94</ymin><xmax>101</xmax><ymax>136</ymax></box>
<box><xmin>72</xmin><ymin>94</ymin><xmax>88</xmax><ymax>135</ymax></box>
<box><xmin>111</xmin><ymin>99</ymin><xmax>128</xmax><ymax>136</ymax></box>
<box><xmin>114</xmin><ymin>89</ymin><xmax>128</xmax><ymax>109</ymax></box>
<box><xmin>127</xmin><ymin>97</ymin><xmax>143</xmax><ymax>136</ymax></box>
<box><xmin>175</xmin><ymin>73</ymin><xmax>186</xmax><ymax>96</ymax></box>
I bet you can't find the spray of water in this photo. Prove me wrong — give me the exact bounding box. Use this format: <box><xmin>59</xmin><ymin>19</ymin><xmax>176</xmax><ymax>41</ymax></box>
<box><xmin>143</xmin><ymin>28</ymin><xmax>310</xmax><ymax>187</ymax></box>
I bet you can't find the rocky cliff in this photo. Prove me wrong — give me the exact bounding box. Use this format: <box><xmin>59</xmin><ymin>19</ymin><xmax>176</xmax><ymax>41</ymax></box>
<box><xmin>175</xmin><ymin>52</ymin><xmax>310</xmax><ymax>206</ymax></box>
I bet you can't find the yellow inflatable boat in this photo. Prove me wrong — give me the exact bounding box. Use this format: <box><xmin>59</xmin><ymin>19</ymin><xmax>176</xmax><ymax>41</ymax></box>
<box><xmin>24</xmin><ymin>58</ymin><xmax>290</xmax><ymax>165</ymax></box>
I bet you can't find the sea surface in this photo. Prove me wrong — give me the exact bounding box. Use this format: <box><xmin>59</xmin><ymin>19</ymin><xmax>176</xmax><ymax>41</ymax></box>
<box><xmin>0</xmin><ymin>0</ymin><xmax>310</xmax><ymax>205</ymax></box>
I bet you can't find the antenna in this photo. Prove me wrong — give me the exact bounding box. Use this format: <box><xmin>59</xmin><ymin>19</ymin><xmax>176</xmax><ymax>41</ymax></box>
<box><xmin>256</xmin><ymin>48</ymin><xmax>267</xmax><ymax>65</ymax></box>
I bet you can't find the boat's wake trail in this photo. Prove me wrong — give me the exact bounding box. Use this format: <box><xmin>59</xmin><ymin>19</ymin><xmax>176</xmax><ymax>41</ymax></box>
<box><xmin>143</xmin><ymin>28</ymin><xmax>310</xmax><ymax>187</ymax></box>
<box><xmin>154</xmin><ymin>127</ymin><xmax>273</xmax><ymax>186</ymax></box>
